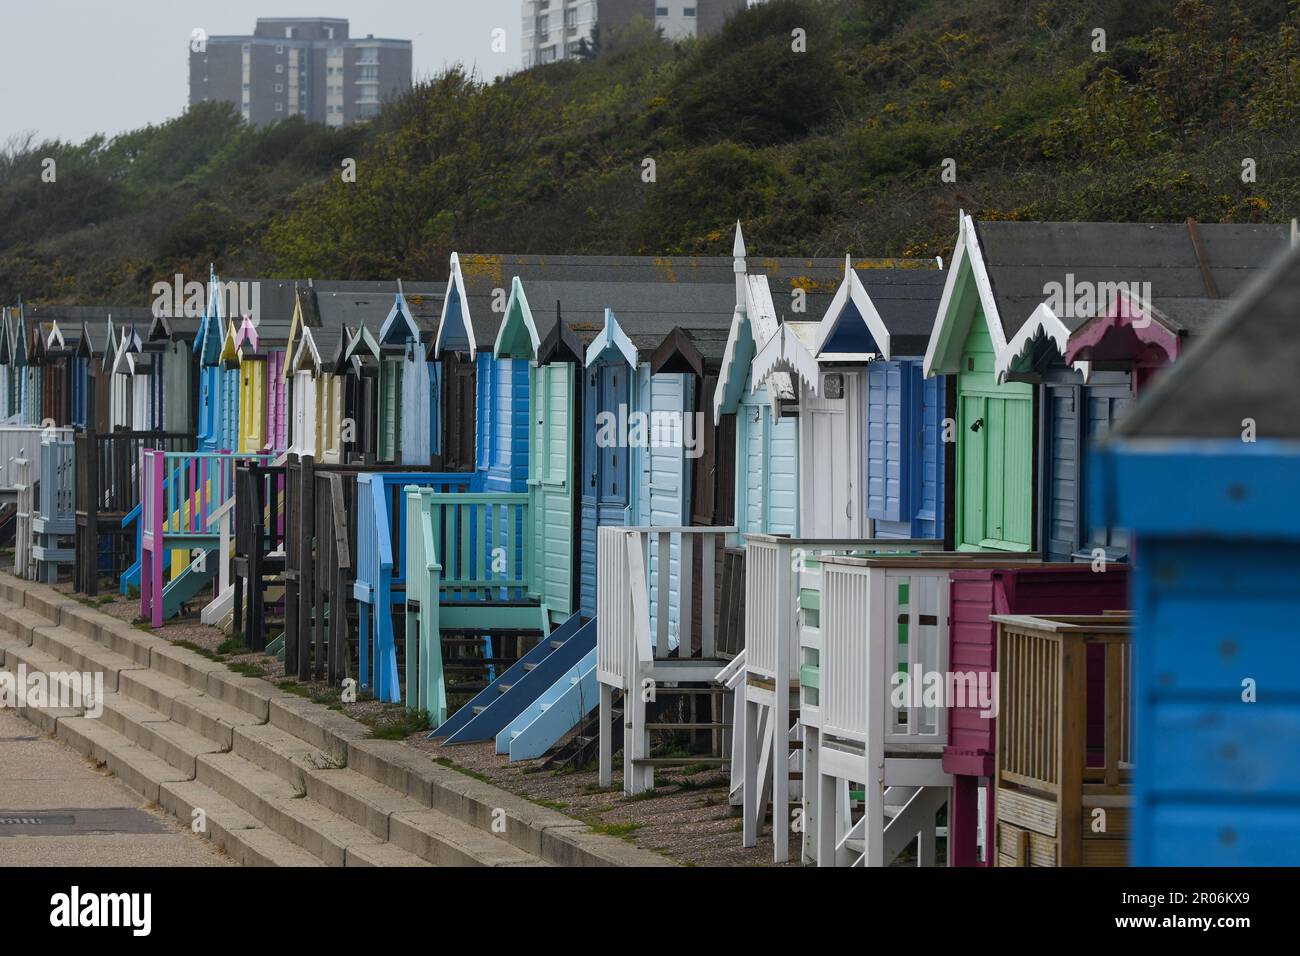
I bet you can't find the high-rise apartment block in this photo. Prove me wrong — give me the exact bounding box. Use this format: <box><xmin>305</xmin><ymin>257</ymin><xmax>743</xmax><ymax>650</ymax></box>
<box><xmin>521</xmin><ymin>0</ymin><xmax>747</xmax><ymax>67</ymax></box>
<box><xmin>189</xmin><ymin>18</ymin><xmax>412</xmax><ymax>127</ymax></box>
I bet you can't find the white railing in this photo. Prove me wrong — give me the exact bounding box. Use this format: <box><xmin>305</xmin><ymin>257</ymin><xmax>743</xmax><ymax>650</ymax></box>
<box><xmin>0</xmin><ymin>425</ymin><xmax>74</xmax><ymax>493</ymax></box>
<box><xmin>597</xmin><ymin>524</ymin><xmax>737</xmax><ymax>689</ymax></box>
<box><xmin>739</xmin><ymin>535</ymin><xmax>946</xmax><ymax>865</ymax></box>
<box><xmin>13</xmin><ymin>456</ymin><xmax>33</xmax><ymax>579</ymax></box>
<box><xmin>820</xmin><ymin>559</ymin><xmax>953</xmax><ymax>750</ymax></box>
<box><xmin>742</xmin><ymin>535</ymin><xmax>945</xmax><ymax>684</ymax></box>
<box><xmin>597</xmin><ymin>524</ymin><xmax>737</xmax><ymax>796</ymax></box>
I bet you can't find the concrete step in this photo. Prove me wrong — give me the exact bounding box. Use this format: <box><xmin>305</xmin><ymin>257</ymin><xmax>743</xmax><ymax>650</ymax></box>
<box><xmin>197</xmin><ymin>748</ymin><xmax>541</xmax><ymax>867</ymax></box>
<box><xmin>99</xmin><ymin>691</ymin><xmax>226</xmax><ymax>777</ymax></box>
<box><xmin>0</xmin><ymin>598</ymin><xmax>55</xmax><ymax>644</ymax></box>
<box><xmin>194</xmin><ymin>751</ymin><xmax>391</xmax><ymax>867</ymax></box>
<box><xmin>30</xmin><ymin>624</ymin><xmax>145</xmax><ymax>693</ymax></box>
<box><xmin>158</xmin><ymin>779</ymin><xmax>327</xmax><ymax>867</ymax></box>
<box><xmin>232</xmin><ymin>721</ymin><xmax>340</xmax><ymax>784</ymax></box>
<box><xmin>55</xmin><ymin>715</ymin><xmax>193</xmax><ymax>804</ymax></box>
<box><xmin>3</xmin><ymin>578</ymin><xmax>661</xmax><ymax>867</ymax></box>
<box><xmin>116</xmin><ymin>666</ymin><xmax>263</xmax><ymax>750</ymax></box>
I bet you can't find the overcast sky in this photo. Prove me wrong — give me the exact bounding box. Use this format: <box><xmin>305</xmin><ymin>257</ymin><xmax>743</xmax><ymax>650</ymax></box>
<box><xmin>0</xmin><ymin>0</ymin><xmax>521</xmax><ymax>145</ymax></box>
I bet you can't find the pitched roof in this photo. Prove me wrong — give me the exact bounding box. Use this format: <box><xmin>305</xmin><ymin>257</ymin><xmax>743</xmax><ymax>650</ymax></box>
<box><xmin>442</xmin><ymin>251</ymin><xmax>898</xmax><ymax>359</ymax></box>
<box><xmin>313</xmin><ymin>282</ymin><xmax>442</xmax><ymax>338</ymax></box>
<box><xmin>813</xmin><ymin>261</ymin><xmax>946</xmax><ymax>360</ymax></box>
<box><xmin>926</xmin><ymin>214</ymin><xmax>1290</xmax><ymax>383</ymax></box>
<box><xmin>1111</xmin><ymin>241</ymin><xmax>1300</xmax><ymax>440</ymax></box>
<box><xmin>975</xmin><ymin>219</ymin><xmax>1289</xmax><ymax>342</ymax></box>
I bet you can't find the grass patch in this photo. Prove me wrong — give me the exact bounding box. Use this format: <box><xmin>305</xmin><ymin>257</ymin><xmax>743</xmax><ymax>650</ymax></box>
<box><xmin>535</xmin><ymin>799</ymin><xmax>569</xmax><ymax>811</ymax></box>
<box><xmin>678</xmin><ymin>763</ymin><xmax>718</xmax><ymax>777</ymax></box>
<box><xmin>366</xmin><ymin>709</ymin><xmax>431</xmax><ymax>740</ymax></box>
<box><xmin>173</xmin><ymin>639</ymin><xmax>222</xmax><ymax>662</ymax></box>
<box><xmin>227</xmin><ymin>661</ymin><xmax>266</xmax><ymax>678</ymax></box>
<box><xmin>431</xmin><ymin>757</ymin><xmax>492</xmax><ymax>784</ymax></box>
<box><xmin>589</xmin><ymin>821</ymin><xmax>643</xmax><ymax>840</ymax></box>
<box><xmin>216</xmin><ymin>634</ymin><xmax>248</xmax><ymax>656</ymax></box>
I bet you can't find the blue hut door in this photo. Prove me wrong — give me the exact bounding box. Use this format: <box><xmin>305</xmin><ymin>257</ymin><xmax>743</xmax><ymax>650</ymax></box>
<box><xmin>636</xmin><ymin>367</ymin><xmax>694</xmax><ymax>649</ymax></box>
<box><xmin>1042</xmin><ymin>372</ymin><xmax>1133</xmax><ymax>561</ymax></box>
<box><xmin>866</xmin><ymin>360</ymin><xmax>909</xmax><ymax>530</ymax></box>
<box><xmin>579</xmin><ymin>361</ymin><xmax>631</xmax><ymax>618</ymax></box>
<box><xmin>1042</xmin><ymin>382</ymin><xmax>1082</xmax><ymax>561</ymax></box>
<box><xmin>866</xmin><ymin>360</ymin><xmax>944</xmax><ymax>540</ymax></box>
<box><xmin>531</xmin><ymin>362</ymin><xmax>575</xmax><ymax>619</ymax></box>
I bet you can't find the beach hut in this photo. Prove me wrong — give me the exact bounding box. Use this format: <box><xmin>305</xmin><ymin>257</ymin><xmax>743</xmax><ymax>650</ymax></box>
<box><xmin>289</xmin><ymin>320</ymin><xmax>349</xmax><ymax>464</ymax></box>
<box><xmin>712</xmin><ymin>227</ymin><xmax>803</xmax><ymax>545</ymax></box>
<box><xmin>230</xmin><ymin>312</ymin><xmax>292</xmax><ymax>455</ymax></box>
<box><xmin>491</xmin><ymin>278</ymin><xmax>581</xmax><ymax>624</ymax></box>
<box><xmin>12</xmin><ymin>305</ymin><xmax>42</xmax><ymax>426</ymax></box>
<box><xmin>194</xmin><ymin>268</ymin><xmax>240</xmax><ymax>453</ymax></box>
<box><xmin>143</xmin><ymin>309</ymin><xmax>199</xmax><ymax>436</ymax></box>
<box><xmin>35</xmin><ymin>319</ymin><xmax>76</xmax><ymax>426</ymax></box>
<box><xmin>336</xmin><ymin>283</ymin><xmax>438</xmax><ymax>465</ymax></box>
<box><xmin>0</xmin><ymin>309</ymin><xmax>13</xmax><ymax>423</ymax></box>
<box><xmin>91</xmin><ymin>317</ymin><xmax>117</xmax><ymax>434</ymax></box>
<box><xmin>434</xmin><ymin>255</ymin><xmax>529</xmax><ymax>489</ymax></box>
<box><xmin>109</xmin><ymin>323</ymin><xmax>150</xmax><ymax>432</ymax></box>
<box><xmin>924</xmin><ymin>213</ymin><xmax>1289</xmax><ymax>556</ymax></box>
<box><xmin>759</xmin><ymin>257</ymin><xmax>947</xmax><ymax>540</ymax></box>
<box><xmin>1093</xmin><ymin>241</ymin><xmax>1300</xmax><ymax>865</ymax></box>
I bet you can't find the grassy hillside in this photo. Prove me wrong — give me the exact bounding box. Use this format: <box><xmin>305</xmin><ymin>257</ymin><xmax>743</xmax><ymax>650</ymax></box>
<box><xmin>2</xmin><ymin>0</ymin><xmax>1298</xmax><ymax>304</ymax></box>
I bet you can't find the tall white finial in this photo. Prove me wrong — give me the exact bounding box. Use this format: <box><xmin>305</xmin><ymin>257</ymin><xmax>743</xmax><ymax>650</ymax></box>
<box><xmin>733</xmin><ymin>221</ymin><xmax>748</xmax><ymax>310</ymax></box>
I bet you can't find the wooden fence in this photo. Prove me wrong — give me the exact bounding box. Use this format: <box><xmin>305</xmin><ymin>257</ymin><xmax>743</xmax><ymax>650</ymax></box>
<box><xmin>73</xmin><ymin>427</ymin><xmax>196</xmax><ymax>595</ymax></box>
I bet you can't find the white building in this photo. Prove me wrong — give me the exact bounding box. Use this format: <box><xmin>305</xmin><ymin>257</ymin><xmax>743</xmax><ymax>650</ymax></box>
<box><xmin>521</xmin><ymin>0</ymin><xmax>748</xmax><ymax>68</ymax></box>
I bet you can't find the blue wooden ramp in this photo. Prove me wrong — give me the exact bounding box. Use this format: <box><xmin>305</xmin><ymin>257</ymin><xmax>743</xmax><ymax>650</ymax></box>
<box><xmin>496</xmin><ymin>646</ymin><xmax>598</xmax><ymax>761</ymax></box>
<box><xmin>435</xmin><ymin>613</ymin><xmax>594</xmax><ymax>744</ymax></box>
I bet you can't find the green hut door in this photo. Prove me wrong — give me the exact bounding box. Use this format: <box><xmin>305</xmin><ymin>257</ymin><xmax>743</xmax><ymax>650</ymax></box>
<box><xmin>956</xmin><ymin>320</ymin><xmax>1033</xmax><ymax>552</ymax></box>
<box><xmin>530</xmin><ymin>362</ymin><xmax>575</xmax><ymax>621</ymax></box>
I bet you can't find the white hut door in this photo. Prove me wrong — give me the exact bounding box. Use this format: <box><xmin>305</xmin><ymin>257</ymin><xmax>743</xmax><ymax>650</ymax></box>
<box><xmin>803</xmin><ymin>371</ymin><xmax>861</xmax><ymax>539</ymax></box>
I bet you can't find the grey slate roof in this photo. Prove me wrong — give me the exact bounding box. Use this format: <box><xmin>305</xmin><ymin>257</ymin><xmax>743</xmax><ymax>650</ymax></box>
<box><xmin>24</xmin><ymin>304</ymin><xmax>153</xmax><ymax>327</ymax></box>
<box><xmin>973</xmin><ymin>220</ymin><xmax>1291</xmax><ymax>339</ymax></box>
<box><xmin>224</xmin><ymin>279</ymin><xmax>443</xmax><ymax>338</ymax></box>
<box><xmin>458</xmin><ymin>254</ymin><xmax>891</xmax><ymax>354</ymax></box>
<box><xmin>1112</xmin><ymin>241</ymin><xmax>1300</xmax><ymax>440</ymax></box>
<box><xmin>857</xmin><ymin>269</ymin><xmax>947</xmax><ymax>356</ymax></box>
<box><xmin>311</xmin><ymin>283</ymin><xmax>444</xmax><ymax>338</ymax></box>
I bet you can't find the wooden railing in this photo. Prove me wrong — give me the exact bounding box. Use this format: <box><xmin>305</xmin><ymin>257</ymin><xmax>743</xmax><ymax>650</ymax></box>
<box><xmin>742</xmin><ymin>536</ymin><xmax>945</xmax><ymax>688</ymax></box>
<box><xmin>299</xmin><ymin>470</ymin><xmax>351</xmax><ymax>684</ymax></box>
<box><xmin>992</xmin><ymin>613</ymin><xmax>1132</xmax><ymax>866</ymax></box>
<box><xmin>426</xmin><ymin>492</ymin><xmax>531</xmax><ymax>601</ymax></box>
<box><xmin>282</xmin><ymin>456</ymin><xmax>365</xmax><ymax>684</ymax></box>
<box><xmin>0</xmin><ymin>424</ymin><xmax>72</xmax><ymax>492</ymax></box>
<box><xmin>597</xmin><ymin>525</ymin><xmax>737</xmax><ymax>690</ymax></box>
<box><xmin>74</xmin><ymin>428</ymin><xmax>195</xmax><ymax>595</ymax></box>
<box><xmin>995</xmin><ymin>614</ymin><xmax>1133</xmax><ymax>794</ymax></box>
<box><xmin>231</xmin><ymin>460</ymin><xmax>286</xmax><ymax>653</ymax></box>
<box><xmin>138</xmin><ymin>448</ymin><xmax>271</xmax><ymax>627</ymax></box>
<box><xmin>404</xmin><ymin>486</ymin><xmax>447</xmax><ymax>724</ymax></box>
<box><xmin>13</xmin><ymin>456</ymin><xmax>33</xmax><ymax>579</ymax></box>
<box><xmin>354</xmin><ymin>470</ymin><xmax>481</xmax><ymax>702</ymax></box>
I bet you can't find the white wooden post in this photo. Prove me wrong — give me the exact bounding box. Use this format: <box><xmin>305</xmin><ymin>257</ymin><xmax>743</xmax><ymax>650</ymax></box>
<box><xmin>773</xmin><ymin>539</ymin><xmax>793</xmax><ymax>863</ymax></box>
<box><xmin>742</xmin><ymin>698</ymin><xmax>761</xmax><ymax>847</ymax></box>
<box><xmin>598</xmin><ymin>682</ymin><xmax>613</xmax><ymax>789</ymax></box>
